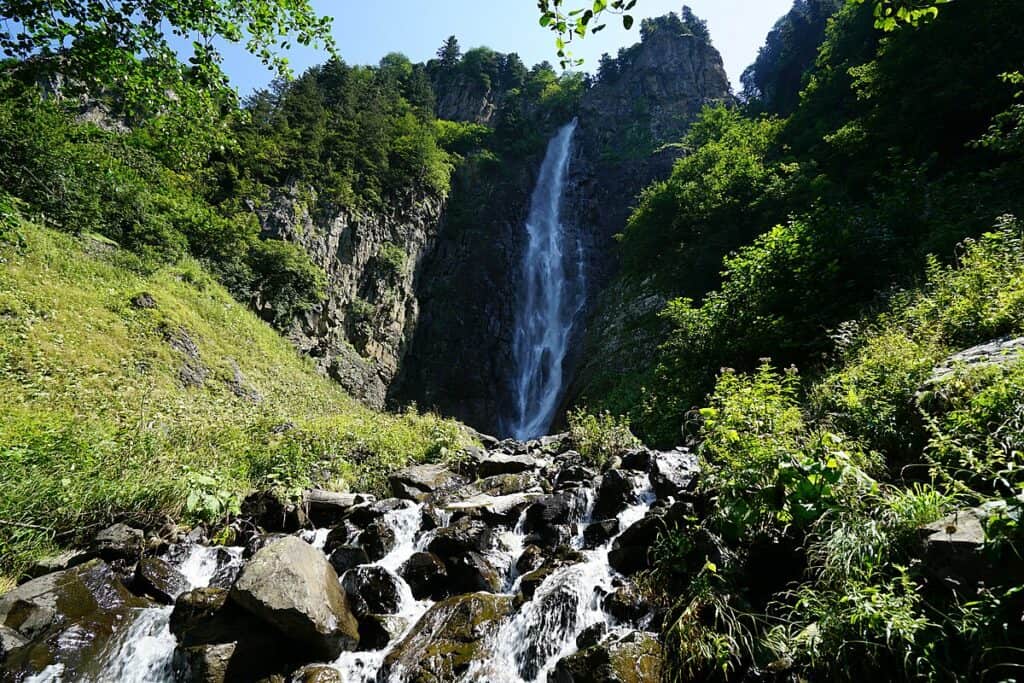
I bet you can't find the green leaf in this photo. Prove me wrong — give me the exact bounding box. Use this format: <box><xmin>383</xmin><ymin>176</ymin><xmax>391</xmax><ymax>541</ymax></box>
<box><xmin>623</xmin><ymin>15</ymin><xmax>634</xmax><ymax>30</ymax></box>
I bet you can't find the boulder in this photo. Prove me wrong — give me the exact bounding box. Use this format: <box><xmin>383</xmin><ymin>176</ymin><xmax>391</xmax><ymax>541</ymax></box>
<box><xmin>240</xmin><ymin>491</ymin><xmax>305</xmax><ymax>533</ymax></box>
<box><xmin>621</xmin><ymin>448</ymin><xmax>655</xmax><ymax>472</ymax></box>
<box><xmin>134</xmin><ymin>557</ymin><xmax>190</xmax><ymax>604</ymax></box>
<box><xmin>0</xmin><ymin>560</ymin><xmax>150</xmax><ymax>679</ymax></box>
<box><xmin>919</xmin><ymin>498</ymin><xmax>1024</xmax><ymax>589</ymax></box>
<box><xmin>443</xmin><ymin>472</ymin><xmax>546</xmax><ymax>504</ymax></box>
<box><xmin>524</xmin><ymin>493</ymin><xmax>578</xmax><ymax>548</ymax></box>
<box><xmin>92</xmin><ymin>522</ymin><xmax>145</xmax><ymax>561</ymax></box>
<box><xmin>609</xmin><ymin>514</ymin><xmax>666</xmax><ymax>575</ymax></box>
<box><xmin>355</xmin><ymin>613</ymin><xmax>408</xmax><ymax>651</ymax></box>
<box><xmin>303</xmin><ymin>490</ymin><xmax>374</xmax><ymax>527</ymax></box>
<box><xmin>341</xmin><ymin>566</ymin><xmax>404</xmax><ymax>615</ymax></box>
<box><xmin>291</xmin><ymin>665</ymin><xmax>344</xmax><ymax>683</ymax></box>
<box><xmin>477</xmin><ymin>453</ymin><xmax>539</xmax><ymax>478</ymax></box>
<box><xmin>0</xmin><ymin>625</ymin><xmax>28</xmax><ymax>659</ymax></box>
<box><xmin>427</xmin><ymin>517</ymin><xmax>493</xmax><ymax>558</ymax></box>
<box><xmin>389</xmin><ymin>463</ymin><xmax>464</xmax><ymax>501</ymax></box>
<box><xmin>244</xmin><ymin>532</ymin><xmax>289</xmax><ymax>559</ymax></box>
<box><xmin>359</xmin><ymin>517</ymin><xmax>397</xmax><ymax>561</ymax></box>
<box><xmin>446</xmin><ymin>551</ymin><xmax>502</xmax><ymax>594</ymax></box>
<box><xmin>549</xmin><ymin>631</ymin><xmax>663</xmax><ymax>683</ymax></box>
<box><xmin>583</xmin><ymin>519</ymin><xmax>620</xmax><ymax>550</ymax></box>
<box><xmin>604</xmin><ymin>582</ymin><xmax>650</xmax><ymax>624</ymax></box>
<box><xmin>22</xmin><ymin>549</ymin><xmax>92</xmax><ymax>581</ymax></box>
<box><xmin>229</xmin><ymin>536</ymin><xmax>360</xmax><ymax>659</ymax></box>
<box><xmin>172</xmin><ymin>642</ymin><xmax>236</xmax><ymax>683</ymax></box>
<box><xmin>171</xmin><ymin>588</ymin><xmax>245</xmax><ymax>647</ymax></box>
<box><xmin>445</xmin><ymin>493</ymin><xmax>540</xmax><ymax>527</ymax></box>
<box><xmin>555</xmin><ymin>466</ymin><xmax>597</xmax><ymax>490</ymax></box>
<box><xmin>594</xmin><ymin>470</ymin><xmax>639</xmax><ymax>519</ymax></box>
<box><xmin>328</xmin><ymin>545</ymin><xmax>371</xmax><ymax>575</ymax></box>
<box><xmin>649</xmin><ymin>450</ymin><xmax>699</xmax><ymax>500</ymax></box>
<box><xmin>400</xmin><ymin>552</ymin><xmax>449</xmax><ymax>601</ymax></box>
<box><xmin>516</xmin><ymin>545</ymin><xmax>546</xmax><ymax>575</ymax></box>
<box><xmin>576</xmin><ymin>623</ymin><xmax>608</xmax><ymax>650</ymax></box>
<box><xmin>381</xmin><ymin>593</ymin><xmax>513</xmax><ymax>682</ymax></box>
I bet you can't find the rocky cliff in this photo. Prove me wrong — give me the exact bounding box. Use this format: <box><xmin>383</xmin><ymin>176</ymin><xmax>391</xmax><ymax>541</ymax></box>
<box><xmin>259</xmin><ymin>187</ymin><xmax>445</xmax><ymax>408</ymax></box>
<box><xmin>396</xmin><ymin>11</ymin><xmax>733</xmax><ymax>435</ymax></box>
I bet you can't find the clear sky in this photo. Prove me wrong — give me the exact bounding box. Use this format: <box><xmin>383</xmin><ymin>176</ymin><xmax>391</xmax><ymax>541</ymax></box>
<box><xmin>215</xmin><ymin>1</ymin><xmax>795</xmax><ymax>95</ymax></box>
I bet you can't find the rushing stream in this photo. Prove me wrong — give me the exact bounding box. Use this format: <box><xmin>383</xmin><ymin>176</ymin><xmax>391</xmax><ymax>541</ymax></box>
<box><xmin>506</xmin><ymin>120</ymin><xmax>585</xmax><ymax>440</ymax></box>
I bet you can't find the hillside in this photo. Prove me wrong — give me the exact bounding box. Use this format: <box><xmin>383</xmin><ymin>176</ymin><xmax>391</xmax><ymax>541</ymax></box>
<box><xmin>0</xmin><ymin>212</ymin><xmax>468</xmax><ymax>585</ymax></box>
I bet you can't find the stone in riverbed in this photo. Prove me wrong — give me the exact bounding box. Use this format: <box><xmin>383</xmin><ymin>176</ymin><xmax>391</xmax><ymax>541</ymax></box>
<box><xmin>516</xmin><ymin>545</ymin><xmax>546</xmax><ymax>575</ymax></box>
<box><xmin>549</xmin><ymin>631</ymin><xmax>663</xmax><ymax>683</ymax></box>
<box><xmin>291</xmin><ymin>665</ymin><xmax>344</xmax><ymax>683</ymax></box>
<box><xmin>92</xmin><ymin>522</ymin><xmax>145</xmax><ymax>561</ymax></box>
<box><xmin>134</xmin><ymin>556</ymin><xmax>190</xmax><ymax>604</ymax></box>
<box><xmin>381</xmin><ymin>593</ymin><xmax>513</xmax><ymax>682</ymax></box>
<box><xmin>594</xmin><ymin>470</ymin><xmax>639</xmax><ymax>519</ymax></box>
<box><xmin>389</xmin><ymin>463</ymin><xmax>464</xmax><ymax>501</ymax></box>
<box><xmin>445</xmin><ymin>492</ymin><xmax>541</xmax><ymax>527</ymax></box>
<box><xmin>477</xmin><ymin>453</ymin><xmax>539</xmax><ymax>478</ymax></box>
<box><xmin>341</xmin><ymin>566</ymin><xmax>404</xmax><ymax>615</ymax></box>
<box><xmin>400</xmin><ymin>551</ymin><xmax>448</xmax><ymax>601</ymax></box>
<box><xmin>583</xmin><ymin>519</ymin><xmax>620</xmax><ymax>549</ymax></box>
<box><xmin>22</xmin><ymin>549</ymin><xmax>92</xmax><ymax>582</ymax></box>
<box><xmin>446</xmin><ymin>551</ymin><xmax>502</xmax><ymax>593</ymax></box>
<box><xmin>229</xmin><ymin>536</ymin><xmax>360</xmax><ymax>659</ymax></box>
<box><xmin>328</xmin><ymin>545</ymin><xmax>372</xmax><ymax>575</ymax></box>
<box><xmin>172</xmin><ymin>642</ymin><xmax>236</xmax><ymax>683</ymax></box>
<box><xmin>427</xmin><ymin>517</ymin><xmax>493</xmax><ymax>557</ymax></box>
<box><xmin>303</xmin><ymin>489</ymin><xmax>374</xmax><ymax>527</ymax></box>
<box><xmin>608</xmin><ymin>514</ymin><xmax>665</xmax><ymax>575</ymax></box>
<box><xmin>649</xmin><ymin>449</ymin><xmax>699</xmax><ymax>500</ymax></box>
<box><xmin>0</xmin><ymin>559</ymin><xmax>150</xmax><ymax>680</ymax></box>
<box><xmin>358</xmin><ymin>517</ymin><xmax>398</xmax><ymax>561</ymax></box>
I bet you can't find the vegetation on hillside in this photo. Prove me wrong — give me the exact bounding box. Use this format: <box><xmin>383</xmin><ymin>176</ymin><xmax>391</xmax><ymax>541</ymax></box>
<box><xmin>0</xmin><ymin>213</ymin><xmax>468</xmax><ymax>582</ymax></box>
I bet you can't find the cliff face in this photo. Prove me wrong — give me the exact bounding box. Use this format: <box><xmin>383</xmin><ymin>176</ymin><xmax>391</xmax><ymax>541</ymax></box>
<box><xmin>396</xmin><ymin>16</ymin><xmax>733</xmax><ymax>435</ymax></box>
<box><xmin>259</xmin><ymin>188</ymin><xmax>445</xmax><ymax>408</ymax></box>
<box><xmin>557</xmin><ymin>23</ymin><xmax>732</xmax><ymax>426</ymax></box>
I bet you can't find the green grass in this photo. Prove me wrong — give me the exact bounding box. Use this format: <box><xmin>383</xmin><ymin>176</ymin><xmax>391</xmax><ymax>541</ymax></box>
<box><xmin>0</xmin><ymin>219</ymin><xmax>471</xmax><ymax>581</ymax></box>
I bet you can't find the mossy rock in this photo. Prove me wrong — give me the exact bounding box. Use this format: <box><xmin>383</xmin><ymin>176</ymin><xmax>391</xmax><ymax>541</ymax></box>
<box><xmin>550</xmin><ymin>631</ymin><xmax>663</xmax><ymax>683</ymax></box>
<box><xmin>381</xmin><ymin>592</ymin><xmax>512</xmax><ymax>682</ymax></box>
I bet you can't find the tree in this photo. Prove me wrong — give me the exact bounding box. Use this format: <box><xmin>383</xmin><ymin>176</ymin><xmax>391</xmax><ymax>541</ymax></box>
<box><xmin>437</xmin><ymin>36</ymin><xmax>462</xmax><ymax>68</ymax></box>
<box><xmin>680</xmin><ymin>5</ymin><xmax>710</xmax><ymax>41</ymax></box>
<box><xmin>0</xmin><ymin>1</ymin><xmax>335</xmax><ymax>116</ymax></box>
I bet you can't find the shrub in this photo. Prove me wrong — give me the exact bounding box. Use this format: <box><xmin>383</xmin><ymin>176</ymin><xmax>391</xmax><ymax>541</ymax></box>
<box><xmin>566</xmin><ymin>408</ymin><xmax>640</xmax><ymax>468</ymax></box>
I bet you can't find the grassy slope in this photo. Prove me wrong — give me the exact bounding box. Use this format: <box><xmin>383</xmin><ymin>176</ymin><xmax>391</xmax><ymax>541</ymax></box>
<box><xmin>0</xmin><ymin>220</ymin><xmax>469</xmax><ymax>583</ymax></box>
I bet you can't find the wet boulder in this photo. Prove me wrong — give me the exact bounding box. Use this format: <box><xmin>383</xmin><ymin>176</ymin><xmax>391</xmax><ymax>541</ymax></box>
<box><xmin>583</xmin><ymin>520</ymin><xmax>620</xmax><ymax>550</ymax></box>
<box><xmin>621</xmin><ymin>448</ymin><xmax>655</xmax><ymax>472</ymax></box>
<box><xmin>243</xmin><ymin>532</ymin><xmax>289</xmax><ymax>559</ymax></box>
<box><xmin>0</xmin><ymin>559</ymin><xmax>150</xmax><ymax>680</ymax></box>
<box><xmin>609</xmin><ymin>514</ymin><xmax>666</xmax><ymax>575</ymax></box>
<box><xmin>389</xmin><ymin>463</ymin><xmax>464</xmax><ymax>502</ymax></box>
<box><xmin>445</xmin><ymin>492</ymin><xmax>540</xmax><ymax>527</ymax></box>
<box><xmin>134</xmin><ymin>557</ymin><xmax>190</xmax><ymax>604</ymax></box>
<box><xmin>358</xmin><ymin>517</ymin><xmax>398</xmax><ymax>561</ymax></box>
<box><xmin>427</xmin><ymin>517</ymin><xmax>493</xmax><ymax>558</ymax></box>
<box><xmin>649</xmin><ymin>450</ymin><xmax>699</xmax><ymax>500</ymax></box>
<box><xmin>549</xmin><ymin>631</ymin><xmax>663</xmax><ymax>683</ymax></box>
<box><xmin>291</xmin><ymin>664</ymin><xmax>345</xmax><ymax>683</ymax></box>
<box><xmin>555</xmin><ymin>465</ymin><xmax>597</xmax><ymax>490</ymax></box>
<box><xmin>92</xmin><ymin>522</ymin><xmax>145</xmax><ymax>561</ymax></box>
<box><xmin>516</xmin><ymin>545</ymin><xmax>546</xmax><ymax>575</ymax></box>
<box><xmin>381</xmin><ymin>593</ymin><xmax>513</xmax><ymax>682</ymax></box>
<box><xmin>229</xmin><ymin>536</ymin><xmax>360</xmax><ymax>659</ymax></box>
<box><xmin>328</xmin><ymin>545</ymin><xmax>371</xmax><ymax>575</ymax></box>
<box><xmin>356</xmin><ymin>613</ymin><xmax>408</xmax><ymax>651</ymax></box>
<box><xmin>22</xmin><ymin>549</ymin><xmax>92</xmax><ymax>581</ymax></box>
<box><xmin>603</xmin><ymin>582</ymin><xmax>651</xmax><ymax>624</ymax></box>
<box><xmin>171</xmin><ymin>587</ymin><xmax>245</xmax><ymax>646</ymax></box>
<box><xmin>594</xmin><ymin>470</ymin><xmax>639</xmax><ymax>519</ymax></box>
<box><xmin>341</xmin><ymin>566</ymin><xmax>404</xmax><ymax>615</ymax></box>
<box><xmin>172</xmin><ymin>642</ymin><xmax>236</xmax><ymax>683</ymax></box>
<box><xmin>524</xmin><ymin>492</ymin><xmax>579</xmax><ymax>548</ymax></box>
<box><xmin>477</xmin><ymin>453</ymin><xmax>539</xmax><ymax>478</ymax></box>
<box><xmin>400</xmin><ymin>552</ymin><xmax>449</xmax><ymax>601</ymax></box>
<box><xmin>303</xmin><ymin>490</ymin><xmax>374</xmax><ymax>528</ymax></box>
<box><xmin>446</xmin><ymin>551</ymin><xmax>502</xmax><ymax>593</ymax></box>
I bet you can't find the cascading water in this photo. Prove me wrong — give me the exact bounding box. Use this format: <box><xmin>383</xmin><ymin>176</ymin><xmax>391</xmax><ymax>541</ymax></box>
<box><xmin>506</xmin><ymin>120</ymin><xmax>585</xmax><ymax>440</ymax></box>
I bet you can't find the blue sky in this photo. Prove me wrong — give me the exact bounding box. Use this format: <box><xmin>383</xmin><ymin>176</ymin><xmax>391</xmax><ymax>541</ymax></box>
<box><xmin>213</xmin><ymin>1</ymin><xmax>795</xmax><ymax>95</ymax></box>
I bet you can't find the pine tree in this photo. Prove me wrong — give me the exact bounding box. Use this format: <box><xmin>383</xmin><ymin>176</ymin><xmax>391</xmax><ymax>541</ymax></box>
<box><xmin>437</xmin><ymin>36</ymin><xmax>462</xmax><ymax>68</ymax></box>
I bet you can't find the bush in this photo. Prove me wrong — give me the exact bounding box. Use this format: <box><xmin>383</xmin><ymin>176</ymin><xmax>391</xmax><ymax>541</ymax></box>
<box><xmin>566</xmin><ymin>408</ymin><xmax>640</xmax><ymax>468</ymax></box>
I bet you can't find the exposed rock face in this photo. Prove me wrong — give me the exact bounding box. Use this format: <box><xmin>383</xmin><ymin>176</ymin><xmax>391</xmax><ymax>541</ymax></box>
<box><xmin>433</xmin><ymin>71</ymin><xmax>501</xmax><ymax>125</ymax></box>
<box><xmin>561</xmin><ymin>20</ymin><xmax>732</xmax><ymax>422</ymax></box>
<box><xmin>260</xmin><ymin>185</ymin><xmax>446</xmax><ymax>408</ymax></box>
<box><xmin>396</xmin><ymin>12</ymin><xmax>732</xmax><ymax>435</ymax></box>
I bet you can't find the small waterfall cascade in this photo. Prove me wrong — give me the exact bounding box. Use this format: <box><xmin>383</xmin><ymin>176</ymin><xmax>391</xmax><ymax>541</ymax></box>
<box><xmin>16</xmin><ymin>442</ymin><xmax>691</xmax><ymax>683</ymax></box>
<box><xmin>506</xmin><ymin>119</ymin><xmax>586</xmax><ymax>440</ymax></box>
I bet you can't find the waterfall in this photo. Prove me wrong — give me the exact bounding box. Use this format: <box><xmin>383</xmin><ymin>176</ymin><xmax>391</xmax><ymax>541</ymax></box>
<box><xmin>506</xmin><ymin>120</ymin><xmax>585</xmax><ymax>440</ymax></box>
